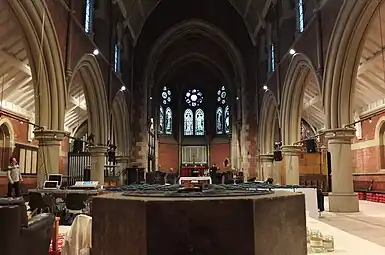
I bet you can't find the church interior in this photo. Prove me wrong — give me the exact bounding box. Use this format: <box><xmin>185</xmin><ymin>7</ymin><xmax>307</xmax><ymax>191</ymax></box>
<box><xmin>1</xmin><ymin>0</ymin><xmax>385</xmax><ymax>254</ymax></box>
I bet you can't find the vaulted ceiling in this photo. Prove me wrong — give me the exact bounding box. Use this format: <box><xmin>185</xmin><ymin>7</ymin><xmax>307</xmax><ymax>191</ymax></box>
<box><xmin>116</xmin><ymin>0</ymin><xmax>270</xmax><ymax>45</ymax></box>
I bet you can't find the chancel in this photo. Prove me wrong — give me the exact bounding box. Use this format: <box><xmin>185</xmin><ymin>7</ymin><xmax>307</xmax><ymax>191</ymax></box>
<box><xmin>1</xmin><ymin>0</ymin><xmax>385</xmax><ymax>254</ymax></box>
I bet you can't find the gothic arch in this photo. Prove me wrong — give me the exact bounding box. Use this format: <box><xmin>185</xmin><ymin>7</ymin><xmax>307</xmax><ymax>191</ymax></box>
<box><xmin>0</xmin><ymin>117</ymin><xmax>15</xmax><ymax>149</ymax></box>
<box><xmin>9</xmin><ymin>0</ymin><xmax>66</xmax><ymax>130</ymax></box>
<box><xmin>111</xmin><ymin>92</ymin><xmax>129</xmax><ymax>156</ymax></box>
<box><xmin>259</xmin><ymin>91</ymin><xmax>279</xmax><ymax>155</ymax></box>
<box><xmin>68</xmin><ymin>54</ymin><xmax>109</xmax><ymax>145</ymax></box>
<box><xmin>323</xmin><ymin>0</ymin><xmax>380</xmax><ymax>128</ymax></box>
<box><xmin>280</xmin><ymin>53</ymin><xmax>321</xmax><ymax>145</ymax></box>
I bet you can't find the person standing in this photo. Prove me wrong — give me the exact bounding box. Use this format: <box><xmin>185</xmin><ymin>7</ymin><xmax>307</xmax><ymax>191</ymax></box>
<box><xmin>7</xmin><ymin>157</ymin><xmax>23</xmax><ymax>197</ymax></box>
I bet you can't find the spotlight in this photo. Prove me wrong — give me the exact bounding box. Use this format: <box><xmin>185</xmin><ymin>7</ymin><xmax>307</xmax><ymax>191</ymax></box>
<box><xmin>369</xmin><ymin>118</ymin><xmax>372</xmax><ymax>123</ymax></box>
<box><xmin>236</xmin><ymin>97</ymin><xmax>239</xmax><ymax>100</ymax></box>
<box><xmin>149</xmin><ymin>96</ymin><xmax>152</xmax><ymax>100</ymax></box>
<box><xmin>120</xmin><ymin>86</ymin><xmax>126</xmax><ymax>91</ymax></box>
<box><xmin>93</xmin><ymin>49</ymin><xmax>99</xmax><ymax>55</ymax></box>
<box><xmin>263</xmin><ymin>85</ymin><xmax>268</xmax><ymax>91</ymax></box>
<box><xmin>289</xmin><ymin>49</ymin><xmax>296</xmax><ymax>55</ymax></box>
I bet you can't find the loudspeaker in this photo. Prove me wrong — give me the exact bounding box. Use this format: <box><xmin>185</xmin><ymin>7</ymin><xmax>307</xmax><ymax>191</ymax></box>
<box><xmin>327</xmin><ymin>151</ymin><xmax>332</xmax><ymax>192</ymax></box>
<box><xmin>306</xmin><ymin>139</ymin><xmax>316</xmax><ymax>153</ymax></box>
<box><xmin>72</xmin><ymin>139</ymin><xmax>83</xmax><ymax>153</ymax></box>
<box><xmin>273</xmin><ymin>151</ymin><xmax>282</xmax><ymax>161</ymax></box>
<box><xmin>83</xmin><ymin>168</ymin><xmax>91</xmax><ymax>181</ymax></box>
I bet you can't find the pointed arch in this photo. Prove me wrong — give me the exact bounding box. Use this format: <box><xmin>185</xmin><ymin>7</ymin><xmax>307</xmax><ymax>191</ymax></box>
<box><xmin>216</xmin><ymin>107</ymin><xmax>223</xmax><ymax>134</ymax></box>
<box><xmin>68</xmin><ymin>54</ymin><xmax>109</xmax><ymax>145</ymax></box>
<box><xmin>184</xmin><ymin>109</ymin><xmax>193</xmax><ymax>135</ymax></box>
<box><xmin>0</xmin><ymin>117</ymin><xmax>15</xmax><ymax>149</ymax></box>
<box><xmin>195</xmin><ymin>108</ymin><xmax>204</xmax><ymax>136</ymax></box>
<box><xmin>259</xmin><ymin>91</ymin><xmax>279</xmax><ymax>154</ymax></box>
<box><xmin>159</xmin><ymin>106</ymin><xmax>164</xmax><ymax>134</ymax></box>
<box><xmin>280</xmin><ymin>53</ymin><xmax>322</xmax><ymax>145</ymax></box>
<box><xmin>111</xmin><ymin>92</ymin><xmax>129</xmax><ymax>156</ymax></box>
<box><xmin>323</xmin><ymin>0</ymin><xmax>381</xmax><ymax>128</ymax></box>
<box><xmin>165</xmin><ymin>107</ymin><xmax>172</xmax><ymax>134</ymax></box>
<box><xmin>9</xmin><ymin>0</ymin><xmax>66</xmax><ymax>130</ymax></box>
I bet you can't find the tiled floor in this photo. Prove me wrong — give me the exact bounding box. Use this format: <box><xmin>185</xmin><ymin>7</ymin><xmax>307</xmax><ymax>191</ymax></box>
<box><xmin>307</xmin><ymin>197</ymin><xmax>385</xmax><ymax>254</ymax></box>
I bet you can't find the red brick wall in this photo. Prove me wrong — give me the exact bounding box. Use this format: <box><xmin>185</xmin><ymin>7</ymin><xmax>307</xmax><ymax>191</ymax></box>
<box><xmin>60</xmin><ymin>137</ymin><xmax>70</xmax><ymax>174</ymax></box>
<box><xmin>158</xmin><ymin>137</ymin><xmax>178</xmax><ymax>172</ymax></box>
<box><xmin>352</xmin><ymin>112</ymin><xmax>385</xmax><ymax>173</ymax></box>
<box><xmin>210</xmin><ymin>139</ymin><xmax>230</xmax><ymax>168</ymax></box>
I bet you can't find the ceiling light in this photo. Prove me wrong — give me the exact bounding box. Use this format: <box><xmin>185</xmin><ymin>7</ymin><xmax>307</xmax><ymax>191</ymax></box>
<box><xmin>236</xmin><ymin>97</ymin><xmax>239</xmax><ymax>100</ymax></box>
<box><xmin>263</xmin><ymin>85</ymin><xmax>268</xmax><ymax>91</ymax></box>
<box><xmin>369</xmin><ymin>118</ymin><xmax>372</xmax><ymax>123</ymax></box>
<box><xmin>120</xmin><ymin>86</ymin><xmax>126</xmax><ymax>91</ymax></box>
<box><xmin>93</xmin><ymin>49</ymin><xmax>99</xmax><ymax>55</ymax></box>
<box><xmin>289</xmin><ymin>49</ymin><xmax>296</xmax><ymax>55</ymax></box>
<box><xmin>149</xmin><ymin>96</ymin><xmax>153</xmax><ymax>100</ymax></box>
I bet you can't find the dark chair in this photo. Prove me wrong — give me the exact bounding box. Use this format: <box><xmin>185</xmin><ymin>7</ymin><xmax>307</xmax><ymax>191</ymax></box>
<box><xmin>0</xmin><ymin>197</ymin><xmax>55</xmax><ymax>255</ymax></box>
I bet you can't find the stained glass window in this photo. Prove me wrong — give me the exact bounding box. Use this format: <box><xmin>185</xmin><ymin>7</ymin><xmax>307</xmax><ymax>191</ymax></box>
<box><xmin>297</xmin><ymin>0</ymin><xmax>304</xmax><ymax>33</ymax></box>
<box><xmin>270</xmin><ymin>43</ymin><xmax>275</xmax><ymax>72</ymax></box>
<box><xmin>159</xmin><ymin>106</ymin><xmax>164</xmax><ymax>134</ymax></box>
<box><xmin>195</xmin><ymin>108</ymin><xmax>204</xmax><ymax>136</ymax></box>
<box><xmin>216</xmin><ymin>107</ymin><xmax>223</xmax><ymax>134</ymax></box>
<box><xmin>216</xmin><ymin>86</ymin><xmax>230</xmax><ymax>135</ymax></box>
<box><xmin>85</xmin><ymin>0</ymin><xmax>94</xmax><ymax>33</ymax></box>
<box><xmin>184</xmin><ymin>109</ymin><xmax>194</xmax><ymax>136</ymax></box>
<box><xmin>185</xmin><ymin>89</ymin><xmax>203</xmax><ymax>107</ymax></box>
<box><xmin>159</xmin><ymin>86</ymin><xmax>172</xmax><ymax>135</ymax></box>
<box><xmin>114</xmin><ymin>44</ymin><xmax>120</xmax><ymax>73</ymax></box>
<box><xmin>165</xmin><ymin>107</ymin><xmax>172</xmax><ymax>135</ymax></box>
<box><xmin>225</xmin><ymin>106</ymin><xmax>230</xmax><ymax>134</ymax></box>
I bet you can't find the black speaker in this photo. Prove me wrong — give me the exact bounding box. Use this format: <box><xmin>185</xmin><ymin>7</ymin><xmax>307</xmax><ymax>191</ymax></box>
<box><xmin>83</xmin><ymin>168</ymin><xmax>91</xmax><ymax>181</ymax></box>
<box><xmin>273</xmin><ymin>151</ymin><xmax>282</xmax><ymax>161</ymax></box>
<box><xmin>306</xmin><ymin>139</ymin><xmax>316</xmax><ymax>153</ymax></box>
<box><xmin>72</xmin><ymin>139</ymin><xmax>83</xmax><ymax>153</ymax></box>
<box><xmin>327</xmin><ymin>151</ymin><xmax>332</xmax><ymax>192</ymax></box>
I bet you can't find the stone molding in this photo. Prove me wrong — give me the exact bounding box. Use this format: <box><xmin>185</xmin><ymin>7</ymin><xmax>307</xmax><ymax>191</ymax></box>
<box><xmin>34</xmin><ymin>130</ymin><xmax>68</xmax><ymax>146</ymax></box>
<box><xmin>281</xmin><ymin>145</ymin><xmax>302</xmax><ymax>156</ymax></box>
<box><xmin>324</xmin><ymin>128</ymin><xmax>355</xmax><ymax>145</ymax></box>
<box><xmin>116</xmin><ymin>155</ymin><xmax>130</xmax><ymax>163</ymax></box>
<box><xmin>259</xmin><ymin>154</ymin><xmax>274</xmax><ymax>162</ymax></box>
<box><xmin>89</xmin><ymin>146</ymin><xmax>108</xmax><ymax>156</ymax></box>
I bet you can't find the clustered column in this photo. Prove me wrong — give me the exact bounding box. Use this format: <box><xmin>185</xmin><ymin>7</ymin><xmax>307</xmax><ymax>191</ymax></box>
<box><xmin>281</xmin><ymin>145</ymin><xmax>302</xmax><ymax>185</ymax></box>
<box><xmin>325</xmin><ymin>128</ymin><xmax>359</xmax><ymax>212</ymax></box>
<box><xmin>89</xmin><ymin>145</ymin><xmax>108</xmax><ymax>184</ymax></box>
<box><xmin>259</xmin><ymin>154</ymin><xmax>274</xmax><ymax>180</ymax></box>
<box><xmin>34</xmin><ymin>130</ymin><xmax>68</xmax><ymax>187</ymax></box>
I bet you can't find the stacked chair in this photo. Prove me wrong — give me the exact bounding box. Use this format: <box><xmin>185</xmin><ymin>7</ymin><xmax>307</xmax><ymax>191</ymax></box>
<box><xmin>0</xmin><ymin>197</ymin><xmax>55</xmax><ymax>255</ymax></box>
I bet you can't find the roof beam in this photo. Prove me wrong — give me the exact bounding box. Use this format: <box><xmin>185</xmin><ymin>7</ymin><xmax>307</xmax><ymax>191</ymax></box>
<box><xmin>69</xmin><ymin>96</ymin><xmax>87</xmax><ymax>111</ymax></box>
<box><xmin>0</xmin><ymin>50</ymin><xmax>31</xmax><ymax>76</ymax></box>
<box><xmin>303</xmin><ymin>95</ymin><xmax>321</xmax><ymax>110</ymax></box>
<box><xmin>357</xmin><ymin>47</ymin><xmax>385</xmax><ymax>76</ymax></box>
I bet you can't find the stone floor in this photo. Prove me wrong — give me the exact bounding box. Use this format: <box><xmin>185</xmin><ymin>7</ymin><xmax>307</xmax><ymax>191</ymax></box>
<box><xmin>307</xmin><ymin>197</ymin><xmax>385</xmax><ymax>254</ymax></box>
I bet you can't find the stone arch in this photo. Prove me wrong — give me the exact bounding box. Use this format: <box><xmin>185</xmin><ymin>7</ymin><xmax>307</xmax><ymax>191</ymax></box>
<box><xmin>259</xmin><ymin>91</ymin><xmax>279</xmax><ymax>155</ymax></box>
<box><xmin>145</xmin><ymin>19</ymin><xmax>246</xmax><ymax>92</ymax></box>
<box><xmin>9</xmin><ymin>0</ymin><xmax>66</xmax><ymax>129</ymax></box>
<box><xmin>111</xmin><ymin>92</ymin><xmax>129</xmax><ymax>156</ymax></box>
<box><xmin>374</xmin><ymin>116</ymin><xmax>385</xmax><ymax>169</ymax></box>
<box><xmin>280</xmin><ymin>53</ymin><xmax>321</xmax><ymax>145</ymax></box>
<box><xmin>323</xmin><ymin>0</ymin><xmax>381</xmax><ymax>128</ymax></box>
<box><xmin>0</xmin><ymin>117</ymin><xmax>15</xmax><ymax>170</ymax></box>
<box><xmin>68</xmin><ymin>54</ymin><xmax>109</xmax><ymax>145</ymax></box>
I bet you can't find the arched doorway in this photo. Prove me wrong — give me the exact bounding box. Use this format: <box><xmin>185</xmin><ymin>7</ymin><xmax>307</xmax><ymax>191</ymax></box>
<box><xmin>0</xmin><ymin>118</ymin><xmax>14</xmax><ymax>170</ymax></box>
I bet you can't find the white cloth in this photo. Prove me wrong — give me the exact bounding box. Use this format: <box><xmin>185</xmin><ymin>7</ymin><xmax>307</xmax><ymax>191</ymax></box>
<box><xmin>62</xmin><ymin>215</ymin><xmax>92</xmax><ymax>255</ymax></box>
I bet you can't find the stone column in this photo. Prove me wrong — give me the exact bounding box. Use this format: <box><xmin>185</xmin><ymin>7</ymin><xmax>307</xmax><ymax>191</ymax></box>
<box><xmin>34</xmin><ymin>130</ymin><xmax>68</xmax><ymax>188</ymax></box>
<box><xmin>281</xmin><ymin>145</ymin><xmax>302</xmax><ymax>185</ymax></box>
<box><xmin>260</xmin><ymin>154</ymin><xmax>274</xmax><ymax>180</ymax></box>
<box><xmin>273</xmin><ymin>160</ymin><xmax>283</xmax><ymax>185</ymax></box>
<box><xmin>116</xmin><ymin>155</ymin><xmax>130</xmax><ymax>184</ymax></box>
<box><xmin>89</xmin><ymin>146</ymin><xmax>108</xmax><ymax>184</ymax></box>
<box><xmin>324</xmin><ymin>128</ymin><xmax>359</xmax><ymax>212</ymax></box>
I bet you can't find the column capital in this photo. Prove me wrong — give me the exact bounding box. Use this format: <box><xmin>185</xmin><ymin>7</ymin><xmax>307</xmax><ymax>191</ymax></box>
<box><xmin>116</xmin><ymin>155</ymin><xmax>130</xmax><ymax>163</ymax></box>
<box><xmin>324</xmin><ymin>128</ymin><xmax>355</xmax><ymax>143</ymax></box>
<box><xmin>34</xmin><ymin>130</ymin><xmax>68</xmax><ymax>145</ymax></box>
<box><xmin>89</xmin><ymin>146</ymin><xmax>108</xmax><ymax>156</ymax></box>
<box><xmin>281</xmin><ymin>145</ymin><xmax>302</xmax><ymax>156</ymax></box>
<box><xmin>259</xmin><ymin>154</ymin><xmax>274</xmax><ymax>162</ymax></box>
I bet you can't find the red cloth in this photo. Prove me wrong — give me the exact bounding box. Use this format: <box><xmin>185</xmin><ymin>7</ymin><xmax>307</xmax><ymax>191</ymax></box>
<box><xmin>49</xmin><ymin>233</ymin><xmax>65</xmax><ymax>254</ymax></box>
